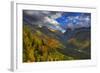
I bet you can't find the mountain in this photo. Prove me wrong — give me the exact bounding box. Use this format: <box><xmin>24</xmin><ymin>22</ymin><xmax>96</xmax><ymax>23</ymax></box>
<box><xmin>58</xmin><ymin>27</ymin><xmax>91</xmax><ymax>59</ymax></box>
<box><xmin>24</xmin><ymin>23</ymin><xmax>91</xmax><ymax>60</ymax></box>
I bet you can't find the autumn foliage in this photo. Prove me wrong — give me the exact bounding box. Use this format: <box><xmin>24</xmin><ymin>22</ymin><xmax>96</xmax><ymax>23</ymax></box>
<box><xmin>23</xmin><ymin>26</ymin><xmax>73</xmax><ymax>62</ymax></box>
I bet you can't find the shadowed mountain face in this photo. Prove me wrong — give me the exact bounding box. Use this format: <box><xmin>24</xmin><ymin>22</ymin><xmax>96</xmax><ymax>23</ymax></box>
<box><xmin>23</xmin><ymin>10</ymin><xmax>91</xmax><ymax>62</ymax></box>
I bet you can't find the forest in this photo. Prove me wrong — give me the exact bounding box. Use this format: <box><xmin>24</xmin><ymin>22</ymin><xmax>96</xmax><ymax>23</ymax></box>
<box><xmin>23</xmin><ymin>25</ymin><xmax>90</xmax><ymax>62</ymax></box>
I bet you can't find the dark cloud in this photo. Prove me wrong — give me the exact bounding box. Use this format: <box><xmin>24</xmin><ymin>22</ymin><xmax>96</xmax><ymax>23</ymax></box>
<box><xmin>23</xmin><ymin>10</ymin><xmax>62</xmax><ymax>25</ymax></box>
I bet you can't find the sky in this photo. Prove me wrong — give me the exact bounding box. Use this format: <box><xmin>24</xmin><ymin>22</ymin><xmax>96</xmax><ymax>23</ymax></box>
<box><xmin>23</xmin><ymin>10</ymin><xmax>91</xmax><ymax>33</ymax></box>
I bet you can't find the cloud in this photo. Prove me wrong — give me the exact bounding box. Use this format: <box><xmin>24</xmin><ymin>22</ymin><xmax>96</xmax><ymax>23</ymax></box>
<box><xmin>55</xmin><ymin>13</ymin><xmax>91</xmax><ymax>30</ymax></box>
<box><xmin>23</xmin><ymin>10</ymin><xmax>91</xmax><ymax>33</ymax></box>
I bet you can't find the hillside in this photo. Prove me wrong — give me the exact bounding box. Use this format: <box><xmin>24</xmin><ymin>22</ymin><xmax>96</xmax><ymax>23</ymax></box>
<box><xmin>23</xmin><ymin>23</ymin><xmax>91</xmax><ymax>62</ymax></box>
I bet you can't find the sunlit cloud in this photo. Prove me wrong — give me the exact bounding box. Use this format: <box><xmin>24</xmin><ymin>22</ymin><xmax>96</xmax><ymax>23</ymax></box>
<box><xmin>23</xmin><ymin>10</ymin><xmax>91</xmax><ymax>33</ymax></box>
